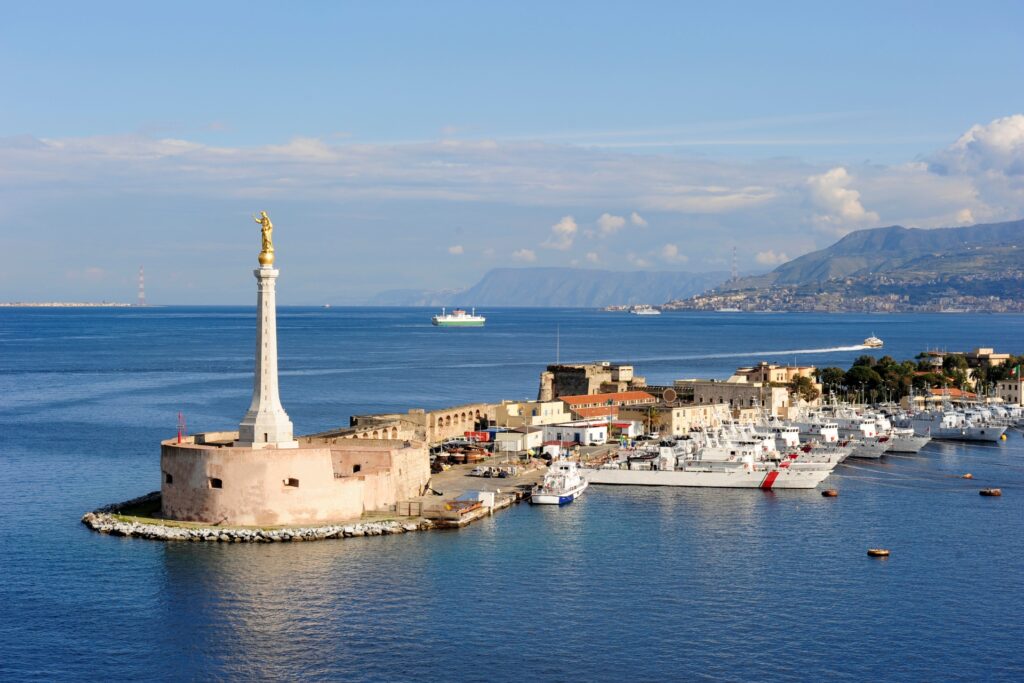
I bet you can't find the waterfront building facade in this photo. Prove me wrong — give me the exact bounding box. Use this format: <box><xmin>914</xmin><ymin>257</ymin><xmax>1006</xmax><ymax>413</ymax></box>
<box><xmin>537</xmin><ymin>361</ymin><xmax>647</xmax><ymax>400</ymax></box>
<box><xmin>494</xmin><ymin>399</ymin><xmax>572</xmax><ymax>428</ymax></box>
<box><xmin>996</xmin><ymin>377</ymin><xmax>1024</xmax><ymax>406</ymax></box>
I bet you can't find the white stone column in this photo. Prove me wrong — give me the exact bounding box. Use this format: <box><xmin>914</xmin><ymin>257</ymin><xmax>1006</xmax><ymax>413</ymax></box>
<box><xmin>236</xmin><ymin>265</ymin><xmax>298</xmax><ymax>449</ymax></box>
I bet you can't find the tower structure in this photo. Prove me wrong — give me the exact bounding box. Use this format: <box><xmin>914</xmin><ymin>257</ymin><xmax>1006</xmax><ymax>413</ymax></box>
<box><xmin>236</xmin><ymin>211</ymin><xmax>297</xmax><ymax>449</ymax></box>
<box><xmin>137</xmin><ymin>266</ymin><xmax>146</xmax><ymax>307</ymax></box>
<box><xmin>731</xmin><ymin>246</ymin><xmax>738</xmax><ymax>283</ymax></box>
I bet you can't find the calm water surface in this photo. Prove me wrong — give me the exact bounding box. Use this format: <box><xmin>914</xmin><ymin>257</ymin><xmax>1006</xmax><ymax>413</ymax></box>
<box><xmin>1</xmin><ymin>308</ymin><xmax>1023</xmax><ymax>681</ymax></box>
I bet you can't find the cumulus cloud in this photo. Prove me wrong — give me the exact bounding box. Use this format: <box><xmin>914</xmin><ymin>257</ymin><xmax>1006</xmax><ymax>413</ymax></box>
<box><xmin>659</xmin><ymin>243</ymin><xmax>689</xmax><ymax>264</ymax></box>
<box><xmin>585</xmin><ymin>251</ymin><xmax>601</xmax><ymax>264</ymax></box>
<box><xmin>630</xmin><ymin>211</ymin><xmax>648</xmax><ymax>227</ymax></box>
<box><xmin>931</xmin><ymin>114</ymin><xmax>1024</xmax><ymax>176</ymax></box>
<box><xmin>627</xmin><ymin>253</ymin><xmax>651</xmax><ymax>268</ymax></box>
<box><xmin>542</xmin><ymin>215</ymin><xmax>578</xmax><ymax>250</ymax></box>
<box><xmin>447</xmin><ymin>244</ymin><xmax>464</xmax><ymax>255</ymax></box>
<box><xmin>806</xmin><ymin>167</ymin><xmax>880</xmax><ymax>234</ymax></box>
<box><xmin>597</xmin><ymin>212</ymin><xmax>627</xmax><ymax>235</ymax></box>
<box><xmin>512</xmin><ymin>248</ymin><xmax>536</xmax><ymax>262</ymax></box>
<box><xmin>755</xmin><ymin>249</ymin><xmax>789</xmax><ymax>265</ymax></box>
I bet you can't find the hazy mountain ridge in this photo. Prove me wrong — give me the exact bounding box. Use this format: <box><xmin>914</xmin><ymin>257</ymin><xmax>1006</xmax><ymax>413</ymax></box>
<box><xmin>369</xmin><ymin>267</ymin><xmax>728</xmax><ymax>307</ymax></box>
<box><xmin>727</xmin><ymin>219</ymin><xmax>1024</xmax><ymax>289</ymax></box>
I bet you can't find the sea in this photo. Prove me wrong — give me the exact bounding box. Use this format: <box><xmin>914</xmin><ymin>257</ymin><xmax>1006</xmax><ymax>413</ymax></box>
<box><xmin>2</xmin><ymin>307</ymin><xmax>1023</xmax><ymax>682</ymax></box>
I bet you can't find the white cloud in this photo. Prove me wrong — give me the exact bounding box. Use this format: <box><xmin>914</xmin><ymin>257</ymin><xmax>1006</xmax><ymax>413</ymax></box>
<box><xmin>447</xmin><ymin>244</ymin><xmax>464</xmax><ymax>255</ymax></box>
<box><xmin>542</xmin><ymin>215</ymin><xmax>578</xmax><ymax>250</ymax></box>
<box><xmin>512</xmin><ymin>248</ymin><xmax>536</xmax><ymax>262</ymax></box>
<box><xmin>755</xmin><ymin>249</ymin><xmax>789</xmax><ymax>265</ymax></box>
<box><xmin>931</xmin><ymin>114</ymin><xmax>1024</xmax><ymax>176</ymax></box>
<box><xmin>585</xmin><ymin>251</ymin><xmax>601</xmax><ymax>264</ymax></box>
<box><xmin>955</xmin><ymin>208</ymin><xmax>975</xmax><ymax>225</ymax></box>
<box><xmin>630</xmin><ymin>211</ymin><xmax>648</xmax><ymax>227</ymax></box>
<box><xmin>659</xmin><ymin>243</ymin><xmax>689</xmax><ymax>264</ymax></box>
<box><xmin>806</xmin><ymin>167</ymin><xmax>880</xmax><ymax>235</ymax></box>
<box><xmin>597</xmin><ymin>212</ymin><xmax>627</xmax><ymax>235</ymax></box>
<box><xmin>627</xmin><ymin>253</ymin><xmax>651</xmax><ymax>268</ymax></box>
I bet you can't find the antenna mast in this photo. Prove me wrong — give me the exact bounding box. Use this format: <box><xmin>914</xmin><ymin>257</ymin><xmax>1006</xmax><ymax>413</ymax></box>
<box><xmin>731</xmin><ymin>246</ymin><xmax>738</xmax><ymax>283</ymax></box>
<box><xmin>137</xmin><ymin>266</ymin><xmax>146</xmax><ymax>307</ymax></box>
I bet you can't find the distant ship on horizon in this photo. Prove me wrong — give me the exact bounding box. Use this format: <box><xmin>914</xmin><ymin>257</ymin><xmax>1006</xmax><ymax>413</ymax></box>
<box><xmin>432</xmin><ymin>307</ymin><xmax>486</xmax><ymax>327</ymax></box>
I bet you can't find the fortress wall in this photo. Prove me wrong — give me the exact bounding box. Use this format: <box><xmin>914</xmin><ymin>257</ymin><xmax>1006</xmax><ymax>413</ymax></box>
<box><xmin>160</xmin><ymin>442</ymin><xmax>364</xmax><ymax>526</ymax></box>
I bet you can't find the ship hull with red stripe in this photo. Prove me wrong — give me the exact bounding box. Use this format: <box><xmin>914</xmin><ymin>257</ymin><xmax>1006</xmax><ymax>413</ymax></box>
<box><xmin>582</xmin><ymin>464</ymin><xmax>831</xmax><ymax>489</ymax></box>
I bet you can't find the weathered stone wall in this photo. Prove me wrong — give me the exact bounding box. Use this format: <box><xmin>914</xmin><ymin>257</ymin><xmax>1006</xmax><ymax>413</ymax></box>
<box><xmin>161</xmin><ymin>441</ymin><xmax>364</xmax><ymax>526</ymax></box>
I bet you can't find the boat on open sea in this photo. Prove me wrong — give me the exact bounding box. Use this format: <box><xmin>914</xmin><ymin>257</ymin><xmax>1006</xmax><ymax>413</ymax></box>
<box><xmin>431</xmin><ymin>307</ymin><xmax>486</xmax><ymax>327</ymax></box>
<box><xmin>630</xmin><ymin>305</ymin><xmax>661</xmax><ymax>316</ymax></box>
<box><xmin>531</xmin><ymin>459</ymin><xmax>588</xmax><ymax>505</ymax></box>
<box><xmin>863</xmin><ymin>335</ymin><xmax>883</xmax><ymax>348</ymax></box>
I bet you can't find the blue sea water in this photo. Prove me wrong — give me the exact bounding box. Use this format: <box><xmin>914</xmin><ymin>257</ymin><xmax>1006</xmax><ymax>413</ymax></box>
<box><xmin>1</xmin><ymin>307</ymin><xmax>1023</xmax><ymax>681</ymax></box>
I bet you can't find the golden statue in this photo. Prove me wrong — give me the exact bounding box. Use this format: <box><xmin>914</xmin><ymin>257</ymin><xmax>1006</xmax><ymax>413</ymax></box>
<box><xmin>253</xmin><ymin>211</ymin><xmax>275</xmax><ymax>266</ymax></box>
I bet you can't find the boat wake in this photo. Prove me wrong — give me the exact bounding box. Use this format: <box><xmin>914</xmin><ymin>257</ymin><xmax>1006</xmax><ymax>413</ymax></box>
<box><xmin>632</xmin><ymin>344</ymin><xmax>869</xmax><ymax>363</ymax></box>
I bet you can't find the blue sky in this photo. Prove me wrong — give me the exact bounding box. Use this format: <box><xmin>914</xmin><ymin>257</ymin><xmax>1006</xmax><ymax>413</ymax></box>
<box><xmin>2</xmin><ymin>1</ymin><xmax>1024</xmax><ymax>303</ymax></box>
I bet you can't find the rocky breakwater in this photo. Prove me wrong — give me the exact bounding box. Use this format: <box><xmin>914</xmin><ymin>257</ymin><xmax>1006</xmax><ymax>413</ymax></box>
<box><xmin>81</xmin><ymin>492</ymin><xmax>432</xmax><ymax>543</ymax></box>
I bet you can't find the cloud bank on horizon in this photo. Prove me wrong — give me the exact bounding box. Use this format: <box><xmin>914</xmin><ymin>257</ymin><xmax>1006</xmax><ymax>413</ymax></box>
<box><xmin>3</xmin><ymin>114</ymin><xmax>1024</xmax><ymax>301</ymax></box>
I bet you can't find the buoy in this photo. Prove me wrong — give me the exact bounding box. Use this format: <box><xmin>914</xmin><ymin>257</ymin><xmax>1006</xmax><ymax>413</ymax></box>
<box><xmin>821</xmin><ymin>489</ymin><xmax>839</xmax><ymax>497</ymax></box>
<box><xmin>962</xmin><ymin>473</ymin><xmax>973</xmax><ymax>479</ymax></box>
<box><xmin>867</xmin><ymin>548</ymin><xmax>890</xmax><ymax>557</ymax></box>
<box><xmin>1001</xmin><ymin>434</ymin><xmax>1007</xmax><ymax>441</ymax></box>
<box><xmin>980</xmin><ymin>488</ymin><xmax>1002</xmax><ymax>497</ymax></box>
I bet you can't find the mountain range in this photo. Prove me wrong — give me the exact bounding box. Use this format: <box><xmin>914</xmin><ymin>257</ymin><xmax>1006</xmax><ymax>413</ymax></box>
<box><xmin>369</xmin><ymin>267</ymin><xmax>728</xmax><ymax>307</ymax></box>
<box><xmin>726</xmin><ymin>219</ymin><xmax>1024</xmax><ymax>290</ymax></box>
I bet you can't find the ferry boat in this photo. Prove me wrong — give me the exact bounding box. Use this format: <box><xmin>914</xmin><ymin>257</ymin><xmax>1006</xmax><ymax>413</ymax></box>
<box><xmin>431</xmin><ymin>307</ymin><xmax>486</xmax><ymax>327</ymax></box>
<box><xmin>630</xmin><ymin>305</ymin><xmax>661</xmax><ymax>316</ymax></box>
<box><xmin>863</xmin><ymin>335</ymin><xmax>884</xmax><ymax>348</ymax></box>
<box><xmin>531</xmin><ymin>460</ymin><xmax>588</xmax><ymax>505</ymax></box>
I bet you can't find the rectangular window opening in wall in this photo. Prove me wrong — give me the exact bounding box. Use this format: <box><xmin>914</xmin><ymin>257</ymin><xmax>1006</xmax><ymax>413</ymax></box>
<box><xmin>209</xmin><ymin>477</ymin><xmax>223</xmax><ymax>489</ymax></box>
<box><xmin>285</xmin><ymin>477</ymin><xmax>299</xmax><ymax>487</ymax></box>
<box><xmin>264</xmin><ymin>432</ymin><xmax>268</xmax><ymax>441</ymax></box>
<box><xmin>353</xmin><ymin>464</ymin><xmax>361</xmax><ymax>474</ymax></box>
<box><xmin>164</xmin><ymin>472</ymin><xmax>173</xmax><ymax>484</ymax></box>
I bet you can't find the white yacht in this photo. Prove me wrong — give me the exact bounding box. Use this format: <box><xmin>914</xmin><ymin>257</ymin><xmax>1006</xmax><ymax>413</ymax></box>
<box><xmin>863</xmin><ymin>335</ymin><xmax>884</xmax><ymax>348</ymax></box>
<box><xmin>630</xmin><ymin>305</ymin><xmax>661</xmax><ymax>316</ymax></box>
<box><xmin>531</xmin><ymin>459</ymin><xmax>588</xmax><ymax>505</ymax></box>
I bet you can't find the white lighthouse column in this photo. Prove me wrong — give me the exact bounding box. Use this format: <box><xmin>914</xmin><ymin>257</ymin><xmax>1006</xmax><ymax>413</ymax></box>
<box><xmin>236</xmin><ymin>265</ymin><xmax>298</xmax><ymax>449</ymax></box>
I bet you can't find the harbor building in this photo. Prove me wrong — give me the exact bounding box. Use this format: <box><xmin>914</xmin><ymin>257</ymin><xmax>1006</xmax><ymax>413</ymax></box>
<box><xmin>995</xmin><ymin>377</ymin><xmax>1024</xmax><ymax>406</ymax></box>
<box><xmin>493</xmin><ymin>426</ymin><xmax>546</xmax><ymax>453</ymax></box>
<box><xmin>733</xmin><ymin>362</ymin><xmax>819</xmax><ymax>386</ymax></box>
<box><xmin>494</xmin><ymin>399</ymin><xmax>573</xmax><ymax>428</ymax></box>
<box><xmin>343</xmin><ymin>403</ymin><xmax>495</xmax><ymax>444</ymax></box>
<box><xmin>559</xmin><ymin>390</ymin><xmax>657</xmax><ymax>420</ymax></box>
<box><xmin>618</xmin><ymin>402</ymin><xmax>732</xmax><ymax>436</ymax></box>
<box><xmin>159</xmin><ymin>214</ymin><xmax>430</xmax><ymax>527</ymax></box>
<box><xmin>538</xmin><ymin>362</ymin><xmax>648</xmax><ymax>400</ymax></box>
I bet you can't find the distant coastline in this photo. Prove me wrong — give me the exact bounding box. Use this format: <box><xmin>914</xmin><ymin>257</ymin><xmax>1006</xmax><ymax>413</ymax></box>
<box><xmin>0</xmin><ymin>302</ymin><xmax>133</xmax><ymax>308</ymax></box>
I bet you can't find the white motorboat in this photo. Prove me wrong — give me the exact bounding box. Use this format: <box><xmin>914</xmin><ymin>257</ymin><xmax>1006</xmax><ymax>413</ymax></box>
<box><xmin>630</xmin><ymin>305</ymin><xmax>661</xmax><ymax>316</ymax></box>
<box><xmin>531</xmin><ymin>459</ymin><xmax>588</xmax><ymax>505</ymax></box>
<box><xmin>863</xmin><ymin>335</ymin><xmax>884</xmax><ymax>348</ymax></box>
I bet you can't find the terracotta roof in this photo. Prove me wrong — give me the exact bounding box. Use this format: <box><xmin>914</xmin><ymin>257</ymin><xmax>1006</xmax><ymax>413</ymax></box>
<box><xmin>560</xmin><ymin>391</ymin><xmax>655</xmax><ymax>406</ymax></box>
<box><xmin>572</xmin><ymin>406</ymin><xmax>621</xmax><ymax>419</ymax></box>
<box><xmin>928</xmin><ymin>387</ymin><xmax>977</xmax><ymax>398</ymax></box>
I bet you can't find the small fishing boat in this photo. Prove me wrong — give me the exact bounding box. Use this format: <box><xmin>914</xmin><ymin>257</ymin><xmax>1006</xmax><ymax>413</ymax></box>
<box><xmin>531</xmin><ymin>459</ymin><xmax>588</xmax><ymax>505</ymax></box>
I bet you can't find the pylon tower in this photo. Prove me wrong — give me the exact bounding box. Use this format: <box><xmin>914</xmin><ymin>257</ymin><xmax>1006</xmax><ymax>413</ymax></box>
<box><xmin>137</xmin><ymin>266</ymin><xmax>146</xmax><ymax>307</ymax></box>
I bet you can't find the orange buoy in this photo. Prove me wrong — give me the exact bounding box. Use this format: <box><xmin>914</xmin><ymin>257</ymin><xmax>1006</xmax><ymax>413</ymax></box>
<box><xmin>867</xmin><ymin>548</ymin><xmax>890</xmax><ymax>558</ymax></box>
<box><xmin>821</xmin><ymin>489</ymin><xmax>839</xmax><ymax>497</ymax></box>
<box><xmin>962</xmin><ymin>473</ymin><xmax>973</xmax><ymax>480</ymax></box>
<box><xmin>980</xmin><ymin>488</ymin><xmax>1002</xmax><ymax>497</ymax></box>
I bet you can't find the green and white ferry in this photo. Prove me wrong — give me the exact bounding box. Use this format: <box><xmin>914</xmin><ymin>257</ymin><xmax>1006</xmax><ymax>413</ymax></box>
<box><xmin>431</xmin><ymin>307</ymin><xmax>486</xmax><ymax>327</ymax></box>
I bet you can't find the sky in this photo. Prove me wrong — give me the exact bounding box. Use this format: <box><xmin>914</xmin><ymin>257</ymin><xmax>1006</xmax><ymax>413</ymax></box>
<box><xmin>2</xmin><ymin>1</ymin><xmax>1024</xmax><ymax>304</ymax></box>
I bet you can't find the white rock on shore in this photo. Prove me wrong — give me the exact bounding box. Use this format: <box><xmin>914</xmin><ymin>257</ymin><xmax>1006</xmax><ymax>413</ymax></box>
<box><xmin>81</xmin><ymin>498</ymin><xmax>432</xmax><ymax>544</ymax></box>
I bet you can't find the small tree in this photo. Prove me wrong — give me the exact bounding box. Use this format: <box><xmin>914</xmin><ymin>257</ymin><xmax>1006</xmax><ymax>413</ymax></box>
<box><xmin>789</xmin><ymin>375</ymin><xmax>821</xmax><ymax>403</ymax></box>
